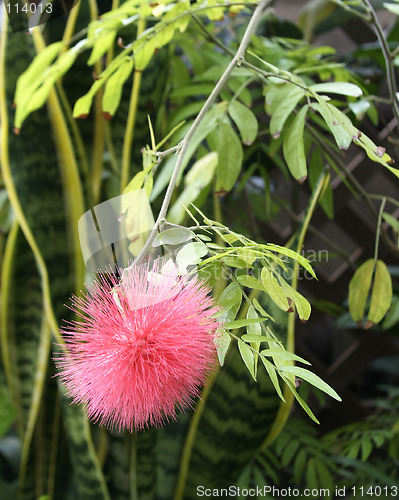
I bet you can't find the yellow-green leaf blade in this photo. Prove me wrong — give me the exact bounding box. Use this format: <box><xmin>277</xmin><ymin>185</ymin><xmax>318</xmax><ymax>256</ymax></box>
<box><xmin>282</xmin><ymin>105</ymin><xmax>308</xmax><ymax>182</ymax></box>
<box><xmin>349</xmin><ymin>259</ymin><xmax>374</xmax><ymax>324</ymax></box>
<box><xmin>367</xmin><ymin>260</ymin><xmax>393</xmax><ymax>327</ymax></box>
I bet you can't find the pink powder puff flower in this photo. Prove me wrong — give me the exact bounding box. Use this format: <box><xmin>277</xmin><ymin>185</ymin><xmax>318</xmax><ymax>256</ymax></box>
<box><xmin>55</xmin><ymin>259</ymin><xmax>220</xmax><ymax>432</ymax></box>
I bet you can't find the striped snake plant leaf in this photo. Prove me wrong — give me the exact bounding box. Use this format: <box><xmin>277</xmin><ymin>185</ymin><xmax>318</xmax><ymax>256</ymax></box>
<box><xmin>1</xmin><ymin>224</ymin><xmax>65</xmax><ymax>500</ymax></box>
<box><xmin>1</xmin><ymin>222</ymin><xmax>46</xmax><ymax>500</ymax></box>
<box><xmin>2</xmin><ymin>16</ymin><xmax>109</xmax><ymax>500</ymax></box>
<box><xmin>154</xmin><ymin>416</ymin><xmax>192</xmax><ymax>500</ymax></box>
<box><xmin>105</xmin><ymin>431</ymin><xmax>131</xmax><ymax>500</ymax></box>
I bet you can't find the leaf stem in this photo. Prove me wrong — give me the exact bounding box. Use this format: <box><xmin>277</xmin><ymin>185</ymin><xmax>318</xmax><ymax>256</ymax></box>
<box><xmin>90</xmin><ymin>0</ymin><xmax>105</xmax><ymax>204</ymax></box>
<box><xmin>374</xmin><ymin>198</ymin><xmax>386</xmax><ymax>263</ymax></box>
<box><xmin>121</xmin><ymin>17</ymin><xmax>147</xmax><ymax>192</ymax></box>
<box><xmin>360</xmin><ymin>0</ymin><xmax>399</xmax><ymax>126</ymax></box>
<box><xmin>31</xmin><ymin>28</ymin><xmax>86</xmax><ymax>299</ymax></box>
<box><xmin>61</xmin><ymin>0</ymin><xmax>81</xmax><ymax>52</ymax></box>
<box><xmin>135</xmin><ymin>0</ymin><xmax>270</xmax><ymax>265</ymax></box>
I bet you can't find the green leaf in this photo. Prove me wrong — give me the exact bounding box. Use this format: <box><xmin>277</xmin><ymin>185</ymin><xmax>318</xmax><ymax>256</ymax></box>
<box><xmin>88</xmin><ymin>30</ymin><xmax>117</xmax><ymax>65</ymax></box>
<box><xmin>264</xmin><ymin>244</ymin><xmax>316</xmax><ymax>278</ymax></box>
<box><xmin>237</xmin><ymin>274</ymin><xmax>264</xmax><ymax>290</ymax></box>
<box><xmin>228</xmin><ymin>100</ymin><xmax>258</xmax><ymax>145</ymax></box>
<box><xmin>384</xmin><ymin>2</ymin><xmax>399</xmax><ymax>15</ymax></box>
<box><xmin>236</xmin><ymin>248</ymin><xmax>258</xmax><ymax>265</ymax></box>
<box><xmin>261</xmin><ymin>349</ymin><xmax>311</xmax><ymax>365</ymax></box>
<box><xmin>284</xmin><ymin>378</ymin><xmax>320</xmax><ymax>423</ymax></box>
<box><xmin>198</xmin><ymin>260</ymin><xmax>223</xmax><ymax>287</ymax></box>
<box><xmin>281</xmin><ymin>439</ymin><xmax>300</xmax><ymax>467</ymax></box>
<box><xmin>224</xmin><ymin>318</ymin><xmax>270</xmax><ymax>329</ymax></box>
<box><xmin>306</xmin><ymin>458</ymin><xmax>319</xmax><ymax>490</ymax></box>
<box><xmin>270</xmin><ymin>86</ymin><xmax>305</xmax><ymax>139</ymax></box>
<box><xmin>260</xmin><ymin>267</ymin><xmax>291</xmax><ymax>312</ymax></box>
<box><xmin>277</xmin><ymin>276</ymin><xmax>312</xmax><ymax>322</ymax></box>
<box><xmin>152</xmin><ymin>227</ymin><xmax>193</xmax><ymax>247</ymax></box>
<box><xmin>227</xmin><ymin>77</ymin><xmax>252</xmax><ymax>107</ymax></box>
<box><xmin>348</xmin><ymin>258</ymin><xmax>374</xmax><ymax>324</ymax></box>
<box><xmin>14</xmin><ymin>41</ymin><xmax>63</xmax><ymax>106</ymax></box>
<box><xmin>315</xmin><ymin>460</ymin><xmax>334</xmax><ymax>494</ymax></box>
<box><xmin>213</xmin><ymin>329</ymin><xmax>231</xmax><ymax>366</ymax></box>
<box><xmin>167</xmin><ymin>152</ymin><xmax>218</xmax><ymax>224</ymax></box>
<box><xmin>222</xmin><ymin>255</ymin><xmax>253</xmax><ymax>268</ymax></box>
<box><xmin>169</xmin><ymin>1</ymin><xmax>191</xmax><ymax>33</ymax></box>
<box><xmin>170</xmin><ymin>100</ymin><xmax>204</xmax><ymax>128</ymax></box>
<box><xmin>347</xmin><ymin>442</ymin><xmax>360</xmax><ymax>460</ymax></box>
<box><xmin>122</xmin><ymin>164</ymin><xmax>153</xmax><ymax>195</ymax></box>
<box><xmin>241</xmin><ymin>334</ymin><xmax>274</xmax><ymax>343</ymax></box>
<box><xmin>253</xmin><ymin>298</ymin><xmax>275</xmax><ymax>321</ymax></box>
<box><xmin>309</xmin><ymin>82</ymin><xmax>363</xmax><ymax>97</ymax></box>
<box><xmin>281</xmin><ymin>366</ymin><xmax>341</xmax><ymax>401</ymax></box>
<box><xmin>361</xmin><ymin>439</ymin><xmax>373</xmax><ymax>461</ymax></box>
<box><xmin>204</xmin><ymin>0</ymin><xmax>225</xmax><ymax>20</ymax></box>
<box><xmin>102</xmin><ymin>57</ymin><xmax>134</xmax><ymax>118</ymax></box>
<box><xmin>238</xmin><ymin>339</ymin><xmax>256</xmax><ymax>381</ymax></box>
<box><xmin>201</xmin><ymin>245</ymin><xmax>242</xmax><ymax>265</ymax></box>
<box><xmin>367</xmin><ymin>260</ymin><xmax>393</xmax><ymax>327</ymax></box>
<box><xmin>72</xmin><ymin>80</ymin><xmax>103</xmax><ymax>118</ymax></box>
<box><xmin>293</xmin><ymin>448</ymin><xmax>307</xmax><ymax>484</ymax></box>
<box><xmin>170</xmin><ymin>102</ymin><xmax>227</xmax><ymax>188</ymax></box>
<box><xmin>311</xmin><ymin>98</ymin><xmax>356</xmax><ymax>150</ymax></box>
<box><xmin>73</xmin><ymin>51</ymin><xmax>128</xmax><ymax>118</ymax></box>
<box><xmin>15</xmin><ymin>47</ymin><xmax>80</xmax><ymax>129</ymax></box>
<box><xmin>133</xmin><ymin>37</ymin><xmax>156</xmax><ymax>71</ymax></box>
<box><xmin>298</xmin><ymin>0</ymin><xmax>337</xmax><ymax>40</ymax></box>
<box><xmin>218</xmin><ymin>282</ymin><xmax>242</xmax><ymax>321</ymax></box>
<box><xmin>382</xmin><ymin>294</ymin><xmax>399</xmax><ymax>329</ymax></box>
<box><xmin>282</xmin><ymin>105</ymin><xmax>309</xmax><ymax>182</ymax></box>
<box><xmin>176</xmin><ymin>242</ymin><xmax>208</xmax><ymax>271</ymax></box>
<box><xmin>210</xmin><ymin>123</ymin><xmax>243</xmax><ymax>194</ymax></box>
<box><xmin>152</xmin><ymin>23</ymin><xmax>176</xmax><ymax>49</ymax></box>
<box><xmin>349</xmin><ymin>99</ymin><xmax>370</xmax><ymax>119</ymax></box>
<box><xmin>355</xmin><ymin>130</ymin><xmax>396</xmax><ymax>171</ymax></box>
<box><xmin>382</xmin><ymin>212</ymin><xmax>399</xmax><ymax>233</ymax></box>
<box><xmin>246</xmin><ymin>306</ymin><xmax>261</xmax><ymax>335</ymax></box>
<box><xmin>259</xmin><ymin>356</ymin><xmax>285</xmax><ymax>401</ymax></box>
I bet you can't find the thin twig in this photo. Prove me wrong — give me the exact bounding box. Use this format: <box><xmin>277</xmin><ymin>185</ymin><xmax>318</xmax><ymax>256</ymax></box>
<box><xmin>134</xmin><ymin>0</ymin><xmax>271</xmax><ymax>266</ymax></box>
<box><xmin>374</xmin><ymin>198</ymin><xmax>386</xmax><ymax>262</ymax></box>
<box><xmin>361</xmin><ymin>0</ymin><xmax>399</xmax><ymax>125</ymax></box>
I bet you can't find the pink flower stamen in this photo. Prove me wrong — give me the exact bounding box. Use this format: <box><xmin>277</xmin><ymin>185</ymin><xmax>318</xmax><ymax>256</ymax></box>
<box><xmin>55</xmin><ymin>259</ymin><xmax>219</xmax><ymax>432</ymax></box>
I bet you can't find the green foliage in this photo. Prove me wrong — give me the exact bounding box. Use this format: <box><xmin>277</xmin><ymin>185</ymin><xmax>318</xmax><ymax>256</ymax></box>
<box><xmin>2</xmin><ymin>0</ymin><xmax>399</xmax><ymax>498</ymax></box>
<box><xmin>239</xmin><ymin>389</ymin><xmax>399</xmax><ymax>494</ymax></box>
<box><xmin>349</xmin><ymin>259</ymin><xmax>393</xmax><ymax>327</ymax></box>
<box><xmin>152</xmin><ymin>208</ymin><xmax>340</xmax><ymax>422</ymax></box>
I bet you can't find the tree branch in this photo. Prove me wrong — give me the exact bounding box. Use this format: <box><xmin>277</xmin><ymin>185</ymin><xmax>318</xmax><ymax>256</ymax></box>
<box><xmin>134</xmin><ymin>0</ymin><xmax>271</xmax><ymax>266</ymax></box>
